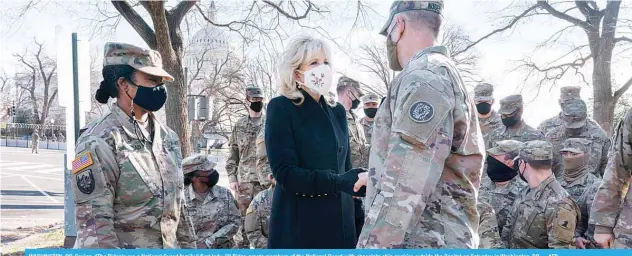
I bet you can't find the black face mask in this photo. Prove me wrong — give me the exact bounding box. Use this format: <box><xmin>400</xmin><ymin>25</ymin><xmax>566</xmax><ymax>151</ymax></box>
<box><xmin>351</xmin><ymin>99</ymin><xmax>361</xmax><ymax>110</ymax></box>
<box><xmin>250</xmin><ymin>101</ymin><xmax>263</xmax><ymax>112</ymax></box>
<box><xmin>502</xmin><ymin>113</ymin><xmax>522</xmax><ymax>128</ymax></box>
<box><xmin>206</xmin><ymin>171</ymin><xmax>220</xmax><ymax>187</ymax></box>
<box><xmin>129</xmin><ymin>82</ymin><xmax>168</xmax><ymax>112</ymax></box>
<box><xmin>515</xmin><ymin>159</ymin><xmax>527</xmax><ymax>183</ymax></box>
<box><xmin>486</xmin><ymin>155</ymin><xmax>518</xmax><ymax>182</ymax></box>
<box><xmin>476</xmin><ymin>102</ymin><xmax>492</xmax><ymax>115</ymax></box>
<box><xmin>364</xmin><ymin>108</ymin><xmax>378</xmax><ymax>118</ymax></box>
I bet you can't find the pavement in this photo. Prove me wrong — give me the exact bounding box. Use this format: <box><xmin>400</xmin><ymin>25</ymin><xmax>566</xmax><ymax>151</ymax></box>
<box><xmin>0</xmin><ymin>146</ymin><xmax>230</xmax><ymax>234</ymax></box>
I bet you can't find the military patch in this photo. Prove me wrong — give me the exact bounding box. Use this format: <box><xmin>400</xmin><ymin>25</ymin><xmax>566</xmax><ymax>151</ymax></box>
<box><xmin>408</xmin><ymin>101</ymin><xmax>434</xmax><ymax>123</ymax></box>
<box><xmin>76</xmin><ymin>169</ymin><xmax>95</xmax><ymax>194</ymax></box>
<box><xmin>72</xmin><ymin>152</ymin><xmax>94</xmax><ymax>174</ymax></box>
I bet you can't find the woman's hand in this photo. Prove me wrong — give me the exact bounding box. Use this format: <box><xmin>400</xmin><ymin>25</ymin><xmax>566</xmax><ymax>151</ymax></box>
<box><xmin>354</xmin><ymin>172</ymin><xmax>368</xmax><ymax>192</ymax></box>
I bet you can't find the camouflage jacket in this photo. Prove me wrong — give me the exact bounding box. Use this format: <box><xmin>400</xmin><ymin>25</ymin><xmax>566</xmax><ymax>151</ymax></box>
<box><xmin>546</xmin><ymin>122</ymin><xmax>610</xmax><ymax>179</ymax></box>
<box><xmin>244</xmin><ymin>185</ymin><xmax>274</xmax><ymax>248</ymax></box>
<box><xmin>358</xmin><ymin>46</ymin><xmax>485</xmax><ymax>249</ymax></box>
<box><xmin>185</xmin><ymin>185</ymin><xmax>240</xmax><ymax>249</ymax></box>
<box><xmin>590</xmin><ymin>110</ymin><xmax>632</xmax><ymax>248</ymax></box>
<box><xmin>226</xmin><ymin>115</ymin><xmax>265</xmax><ymax>184</ymax></box>
<box><xmin>71</xmin><ymin>105</ymin><xmax>196</xmax><ymax>248</ymax></box>
<box><xmin>487</xmin><ymin>121</ymin><xmax>544</xmax><ymax>150</ymax></box>
<box><xmin>502</xmin><ymin>175</ymin><xmax>580</xmax><ymax>249</ymax></box>
<box><xmin>479</xmin><ymin>110</ymin><xmax>502</xmax><ymax>149</ymax></box>
<box><xmin>478</xmin><ymin>201</ymin><xmax>503</xmax><ymax>249</ymax></box>
<box><xmin>255</xmin><ymin>126</ymin><xmax>272</xmax><ymax>187</ymax></box>
<box><xmin>348</xmin><ymin>111</ymin><xmax>369</xmax><ymax>168</ymax></box>
<box><xmin>537</xmin><ymin>114</ymin><xmax>600</xmax><ymax>136</ymax></box>
<box><xmin>480</xmin><ymin>176</ymin><xmax>528</xmax><ymax>235</ymax></box>
<box><xmin>560</xmin><ymin>171</ymin><xmax>601</xmax><ymax>245</ymax></box>
<box><xmin>360</xmin><ymin>116</ymin><xmax>374</xmax><ymax>145</ymax></box>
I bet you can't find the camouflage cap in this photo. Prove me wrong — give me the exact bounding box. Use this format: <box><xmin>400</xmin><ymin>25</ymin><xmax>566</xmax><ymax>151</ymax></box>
<box><xmin>561</xmin><ymin>99</ymin><xmax>587</xmax><ymax>129</ymax></box>
<box><xmin>474</xmin><ymin>83</ymin><xmax>494</xmax><ymax>101</ymax></box>
<box><xmin>379</xmin><ymin>1</ymin><xmax>444</xmax><ymax>36</ymax></box>
<box><xmin>246</xmin><ymin>86</ymin><xmax>263</xmax><ymax>98</ymax></box>
<box><xmin>560</xmin><ymin>86</ymin><xmax>581</xmax><ymax>103</ymax></box>
<box><xmin>499</xmin><ymin>94</ymin><xmax>523</xmax><ymax>115</ymax></box>
<box><xmin>487</xmin><ymin>140</ymin><xmax>524</xmax><ymax>156</ymax></box>
<box><xmin>103</xmin><ymin>42</ymin><xmax>174</xmax><ymax>82</ymax></box>
<box><xmin>182</xmin><ymin>154</ymin><xmax>217</xmax><ymax>175</ymax></box>
<box><xmin>361</xmin><ymin>93</ymin><xmax>380</xmax><ymax>104</ymax></box>
<box><xmin>560</xmin><ymin>138</ymin><xmax>591</xmax><ymax>154</ymax></box>
<box><xmin>519</xmin><ymin>140</ymin><xmax>553</xmax><ymax>162</ymax></box>
<box><xmin>337</xmin><ymin>76</ymin><xmax>364</xmax><ymax>96</ymax></box>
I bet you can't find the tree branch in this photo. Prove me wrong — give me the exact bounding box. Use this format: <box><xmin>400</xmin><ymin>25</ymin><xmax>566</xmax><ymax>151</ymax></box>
<box><xmin>615</xmin><ymin>36</ymin><xmax>632</xmax><ymax>44</ymax></box>
<box><xmin>615</xmin><ymin>76</ymin><xmax>632</xmax><ymax>103</ymax></box>
<box><xmin>111</xmin><ymin>0</ymin><xmax>157</xmax><ymax>49</ymax></box>
<box><xmin>538</xmin><ymin>1</ymin><xmax>592</xmax><ymax>30</ymax></box>
<box><xmin>261</xmin><ymin>0</ymin><xmax>312</xmax><ymax>20</ymax></box>
<box><xmin>168</xmin><ymin>0</ymin><xmax>197</xmax><ymax>26</ymax></box>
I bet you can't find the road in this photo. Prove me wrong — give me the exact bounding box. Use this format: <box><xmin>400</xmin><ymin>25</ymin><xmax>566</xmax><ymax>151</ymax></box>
<box><xmin>0</xmin><ymin>146</ymin><xmax>230</xmax><ymax>233</ymax></box>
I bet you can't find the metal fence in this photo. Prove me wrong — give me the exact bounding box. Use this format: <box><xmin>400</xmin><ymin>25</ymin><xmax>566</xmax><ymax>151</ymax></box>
<box><xmin>1</xmin><ymin>123</ymin><xmax>67</xmax><ymax>150</ymax></box>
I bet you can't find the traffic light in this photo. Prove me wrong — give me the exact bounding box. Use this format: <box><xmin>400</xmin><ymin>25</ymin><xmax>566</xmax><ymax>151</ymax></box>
<box><xmin>12</xmin><ymin>105</ymin><xmax>15</xmax><ymax>115</ymax></box>
<box><xmin>6</xmin><ymin>107</ymin><xmax>10</xmax><ymax>116</ymax></box>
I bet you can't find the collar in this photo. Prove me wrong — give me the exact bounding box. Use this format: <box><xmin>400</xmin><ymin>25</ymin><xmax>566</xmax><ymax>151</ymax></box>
<box><xmin>524</xmin><ymin>174</ymin><xmax>555</xmax><ymax>201</ymax></box>
<box><xmin>561</xmin><ymin>170</ymin><xmax>592</xmax><ymax>187</ymax></box>
<box><xmin>500</xmin><ymin>120</ymin><xmax>526</xmax><ymax>135</ymax></box>
<box><xmin>479</xmin><ymin>110</ymin><xmax>500</xmax><ymax>124</ymax></box>
<box><xmin>188</xmin><ymin>185</ymin><xmax>217</xmax><ymax>203</ymax></box>
<box><xmin>493</xmin><ymin>175</ymin><xmax>525</xmax><ymax>194</ymax></box>
<box><xmin>408</xmin><ymin>46</ymin><xmax>449</xmax><ymax>65</ymax></box>
<box><xmin>347</xmin><ymin>110</ymin><xmax>358</xmax><ymax>121</ymax></box>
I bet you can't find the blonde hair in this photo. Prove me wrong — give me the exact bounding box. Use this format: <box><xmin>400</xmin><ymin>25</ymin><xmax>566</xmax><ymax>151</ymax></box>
<box><xmin>277</xmin><ymin>34</ymin><xmax>334</xmax><ymax>106</ymax></box>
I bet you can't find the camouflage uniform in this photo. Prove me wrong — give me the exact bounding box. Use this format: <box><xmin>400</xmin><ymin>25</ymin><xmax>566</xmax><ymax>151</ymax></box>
<box><xmin>487</xmin><ymin>95</ymin><xmax>544</xmax><ymax>149</ymax></box>
<box><xmin>474</xmin><ymin>83</ymin><xmax>502</xmax><ymax>148</ymax></box>
<box><xmin>244</xmin><ymin>185</ymin><xmax>273</xmax><ymax>248</ymax></box>
<box><xmin>480</xmin><ymin>140</ymin><xmax>528</xmax><ymax>235</ymax></box>
<box><xmin>590</xmin><ymin>109</ymin><xmax>632</xmax><ymax>248</ymax></box>
<box><xmin>558</xmin><ymin>138</ymin><xmax>601</xmax><ymax>248</ymax></box>
<box><xmin>337</xmin><ymin>76</ymin><xmax>370</xmax><ymax>168</ymax></box>
<box><xmin>545</xmin><ymin>99</ymin><xmax>610</xmax><ymax>179</ymax></box>
<box><xmin>31</xmin><ymin>131</ymin><xmax>39</xmax><ymax>154</ymax></box>
<box><xmin>478</xmin><ymin>201</ymin><xmax>503</xmax><ymax>248</ymax></box>
<box><xmin>71</xmin><ymin>42</ymin><xmax>195</xmax><ymax>249</ymax></box>
<box><xmin>182</xmin><ymin>154</ymin><xmax>240</xmax><ymax>249</ymax></box>
<box><xmin>501</xmin><ymin>141</ymin><xmax>580</xmax><ymax>249</ymax></box>
<box><xmin>226</xmin><ymin>87</ymin><xmax>267</xmax><ymax>248</ymax></box>
<box><xmin>358</xmin><ymin>1</ymin><xmax>485</xmax><ymax>248</ymax></box>
<box><xmin>360</xmin><ymin>93</ymin><xmax>381</xmax><ymax>144</ymax></box>
<box><xmin>537</xmin><ymin>86</ymin><xmax>600</xmax><ymax>135</ymax></box>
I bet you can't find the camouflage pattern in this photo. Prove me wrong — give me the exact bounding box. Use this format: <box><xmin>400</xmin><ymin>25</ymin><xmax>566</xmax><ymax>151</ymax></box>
<box><xmin>539</xmin><ymin>115</ymin><xmax>601</xmax><ymax>143</ymax></box>
<box><xmin>559</xmin><ymin>86</ymin><xmax>581</xmax><ymax>102</ymax></box>
<box><xmin>545</xmin><ymin>101</ymin><xmax>610</xmax><ymax>179</ymax></box>
<box><xmin>31</xmin><ymin>131</ymin><xmax>39</xmax><ymax>153</ymax></box>
<box><xmin>358</xmin><ymin>46</ymin><xmax>484</xmax><ymax>248</ymax></box>
<box><xmin>561</xmin><ymin>172</ymin><xmax>601</xmax><ymax>248</ymax></box>
<box><xmin>182</xmin><ymin>154</ymin><xmax>217</xmax><ymax>175</ymax></box>
<box><xmin>537</xmin><ymin>86</ymin><xmax>582</xmax><ymax>135</ymax></box>
<box><xmin>519</xmin><ymin>140</ymin><xmax>553</xmax><ymax>161</ymax></box>
<box><xmin>501</xmin><ymin>175</ymin><xmax>580</xmax><ymax>248</ymax></box>
<box><xmin>487</xmin><ymin>121</ymin><xmax>544</xmax><ymax>150</ymax></box>
<box><xmin>480</xmin><ymin>176</ymin><xmax>527</xmax><ymax>235</ymax></box>
<box><xmin>362</xmin><ymin>92</ymin><xmax>380</xmax><ymax>104</ymax></box>
<box><xmin>255</xmin><ymin>127</ymin><xmax>272</xmax><ymax>187</ymax></box>
<box><xmin>244</xmin><ymin>185</ymin><xmax>274</xmax><ymax>248</ymax></box>
<box><xmin>348</xmin><ymin>111</ymin><xmax>370</xmax><ymax>168</ymax></box>
<box><xmin>474</xmin><ymin>82</ymin><xmax>494</xmax><ymax>102</ymax></box>
<box><xmin>226</xmin><ymin>115</ymin><xmax>266</xmax><ymax>185</ymax></box>
<box><xmin>590</xmin><ymin>109</ymin><xmax>632</xmax><ymax>248</ymax></box>
<box><xmin>246</xmin><ymin>86</ymin><xmax>263</xmax><ymax>98</ymax></box>
<box><xmin>71</xmin><ymin>105</ymin><xmax>196</xmax><ymax>248</ymax></box>
<box><xmin>379</xmin><ymin>0</ymin><xmax>444</xmax><ymax>35</ymax></box>
<box><xmin>360</xmin><ymin>117</ymin><xmax>375</xmax><ymax>145</ymax></box>
<box><xmin>103</xmin><ymin>42</ymin><xmax>173</xmax><ymax>81</ymax></box>
<box><xmin>478</xmin><ymin>201</ymin><xmax>503</xmax><ymax>249</ymax></box>
<box><xmin>479</xmin><ymin>110</ymin><xmax>502</xmax><ymax>149</ymax></box>
<box><xmin>498</xmin><ymin>95</ymin><xmax>523</xmax><ymax>115</ymax></box>
<box><xmin>337</xmin><ymin>76</ymin><xmax>365</xmax><ymax>97</ymax></box>
<box><xmin>561</xmin><ymin>99</ymin><xmax>587</xmax><ymax>129</ymax></box>
<box><xmin>185</xmin><ymin>185</ymin><xmax>240</xmax><ymax>249</ymax></box>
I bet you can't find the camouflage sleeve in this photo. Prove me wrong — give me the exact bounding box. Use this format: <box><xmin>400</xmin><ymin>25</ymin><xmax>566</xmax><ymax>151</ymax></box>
<box><xmin>598</xmin><ymin>136</ymin><xmax>612</xmax><ymax>177</ymax></box>
<box><xmin>245</xmin><ymin>195</ymin><xmax>267</xmax><ymax>248</ymax></box>
<box><xmin>546</xmin><ymin>198</ymin><xmax>579</xmax><ymax>249</ymax></box>
<box><xmin>478</xmin><ymin>202</ymin><xmax>503</xmax><ymax>249</ymax></box>
<box><xmin>225</xmin><ymin>126</ymin><xmax>240</xmax><ymax>183</ymax></box>
<box><xmin>256</xmin><ymin>128</ymin><xmax>271</xmax><ymax>187</ymax></box>
<box><xmin>500</xmin><ymin>195</ymin><xmax>521</xmax><ymax>248</ymax></box>
<box><xmin>357</xmin><ymin>73</ymin><xmax>453</xmax><ymax>248</ymax></box>
<box><xmin>546</xmin><ymin>130</ymin><xmax>564</xmax><ymax>179</ymax></box>
<box><xmin>176</xmin><ymin>196</ymin><xmax>197</xmax><ymax>248</ymax></box>
<box><xmin>205</xmin><ymin>191</ymin><xmax>241</xmax><ymax>248</ymax></box>
<box><xmin>72</xmin><ymin>136</ymin><xmax>120</xmax><ymax>248</ymax></box>
<box><xmin>537</xmin><ymin>122</ymin><xmax>546</xmax><ymax>134</ymax></box>
<box><xmin>590</xmin><ymin>113</ymin><xmax>632</xmax><ymax>235</ymax></box>
<box><xmin>577</xmin><ymin>180</ymin><xmax>602</xmax><ymax>239</ymax></box>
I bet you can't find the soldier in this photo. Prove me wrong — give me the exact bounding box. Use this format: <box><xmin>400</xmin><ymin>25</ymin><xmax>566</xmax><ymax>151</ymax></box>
<box><xmin>226</xmin><ymin>86</ymin><xmax>266</xmax><ymax>248</ymax></box>
<box><xmin>478</xmin><ymin>200</ymin><xmax>503</xmax><ymax>248</ymax></box>
<box><xmin>183</xmin><ymin>154</ymin><xmax>240</xmax><ymax>249</ymax></box>
<box><xmin>244</xmin><ymin>173</ymin><xmax>274</xmax><ymax>249</ymax></box>
<box><xmin>546</xmin><ymin>99</ymin><xmax>610</xmax><ymax>179</ymax></box>
<box><xmin>558</xmin><ymin>138</ymin><xmax>602</xmax><ymax>249</ymax></box>
<box><xmin>71</xmin><ymin>42</ymin><xmax>196</xmax><ymax>248</ymax></box>
<box><xmin>474</xmin><ymin>82</ymin><xmax>502</xmax><ymax>147</ymax></box>
<box><xmin>51</xmin><ymin>132</ymin><xmax>57</xmax><ymax>142</ymax></box>
<box><xmin>537</xmin><ymin>86</ymin><xmax>599</xmax><ymax>135</ymax></box>
<box><xmin>58</xmin><ymin>132</ymin><xmax>65</xmax><ymax>142</ymax></box>
<box><xmin>487</xmin><ymin>94</ymin><xmax>544</xmax><ymax>150</ymax></box>
<box><xmin>501</xmin><ymin>141</ymin><xmax>580</xmax><ymax>249</ymax></box>
<box><xmin>481</xmin><ymin>140</ymin><xmax>528</xmax><ymax>234</ymax></box>
<box><xmin>590</xmin><ymin>109</ymin><xmax>632</xmax><ymax>249</ymax></box>
<box><xmin>31</xmin><ymin>130</ymin><xmax>39</xmax><ymax>154</ymax></box>
<box><xmin>336</xmin><ymin>76</ymin><xmax>369</xmax><ymax>168</ymax></box>
<box><xmin>356</xmin><ymin>0</ymin><xmax>485</xmax><ymax>248</ymax></box>
<box><xmin>360</xmin><ymin>92</ymin><xmax>381</xmax><ymax>144</ymax></box>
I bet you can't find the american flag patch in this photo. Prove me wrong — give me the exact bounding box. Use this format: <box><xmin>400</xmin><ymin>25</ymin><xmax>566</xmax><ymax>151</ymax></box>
<box><xmin>72</xmin><ymin>152</ymin><xmax>94</xmax><ymax>174</ymax></box>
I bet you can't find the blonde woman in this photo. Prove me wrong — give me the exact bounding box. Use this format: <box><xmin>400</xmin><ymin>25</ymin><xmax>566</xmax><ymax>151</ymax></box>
<box><xmin>264</xmin><ymin>34</ymin><xmax>367</xmax><ymax>249</ymax></box>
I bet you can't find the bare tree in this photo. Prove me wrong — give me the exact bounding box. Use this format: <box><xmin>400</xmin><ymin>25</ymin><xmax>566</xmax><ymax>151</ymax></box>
<box><xmin>442</xmin><ymin>23</ymin><xmax>481</xmax><ymax>86</ymax></box>
<box><xmin>355</xmin><ymin>42</ymin><xmax>393</xmax><ymax>97</ymax></box>
<box><xmin>13</xmin><ymin>39</ymin><xmax>58</xmax><ymax>126</ymax></box>
<box><xmin>462</xmin><ymin>1</ymin><xmax>632</xmax><ymax>134</ymax></box>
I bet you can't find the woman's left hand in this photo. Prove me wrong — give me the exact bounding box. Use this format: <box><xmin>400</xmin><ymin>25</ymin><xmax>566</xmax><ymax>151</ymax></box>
<box><xmin>354</xmin><ymin>172</ymin><xmax>368</xmax><ymax>192</ymax></box>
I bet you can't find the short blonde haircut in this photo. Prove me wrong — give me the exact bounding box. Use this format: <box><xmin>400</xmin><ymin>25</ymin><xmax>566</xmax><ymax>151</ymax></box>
<box><xmin>277</xmin><ymin>34</ymin><xmax>334</xmax><ymax>106</ymax></box>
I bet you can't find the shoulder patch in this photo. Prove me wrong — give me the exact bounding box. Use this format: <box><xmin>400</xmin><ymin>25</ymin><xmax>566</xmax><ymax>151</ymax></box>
<box><xmin>409</xmin><ymin>101</ymin><xmax>435</xmax><ymax>123</ymax></box>
<box><xmin>76</xmin><ymin>169</ymin><xmax>95</xmax><ymax>194</ymax></box>
<box><xmin>72</xmin><ymin>152</ymin><xmax>94</xmax><ymax>174</ymax></box>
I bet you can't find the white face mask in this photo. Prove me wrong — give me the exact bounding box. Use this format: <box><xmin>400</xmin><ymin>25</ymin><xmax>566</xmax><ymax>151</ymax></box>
<box><xmin>297</xmin><ymin>64</ymin><xmax>332</xmax><ymax>95</ymax></box>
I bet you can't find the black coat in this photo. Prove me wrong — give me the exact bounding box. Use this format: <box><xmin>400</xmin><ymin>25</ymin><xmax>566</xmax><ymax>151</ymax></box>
<box><xmin>265</xmin><ymin>91</ymin><xmax>358</xmax><ymax>249</ymax></box>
